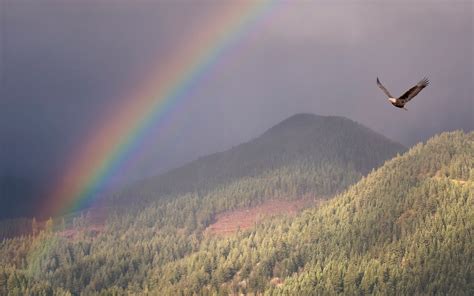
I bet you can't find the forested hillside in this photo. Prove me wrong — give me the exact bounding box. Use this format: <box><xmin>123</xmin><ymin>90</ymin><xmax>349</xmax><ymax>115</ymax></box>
<box><xmin>1</xmin><ymin>129</ymin><xmax>471</xmax><ymax>295</ymax></box>
<box><xmin>145</xmin><ymin>131</ymin><xmax>472</xmax><ymax>295</ymax></box>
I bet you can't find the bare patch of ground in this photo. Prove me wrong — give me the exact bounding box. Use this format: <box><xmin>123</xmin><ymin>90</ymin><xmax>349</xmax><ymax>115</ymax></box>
<box><xmin>205</xmin><ymin>198</ymin><xmax>323</xmax><ymax>236</ymax></box>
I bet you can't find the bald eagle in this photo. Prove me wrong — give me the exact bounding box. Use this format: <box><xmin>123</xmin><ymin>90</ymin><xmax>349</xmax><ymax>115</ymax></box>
<box><xmin>377</xmin><ymin>77</ymin><xmax>429</xmax><ymax>110</ymax></box>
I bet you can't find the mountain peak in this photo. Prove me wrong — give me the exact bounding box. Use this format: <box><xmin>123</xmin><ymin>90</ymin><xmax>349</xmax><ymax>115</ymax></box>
<box><xmin>264</xmin><ymin>113</ymin><xmax>358</xmax><ymax>135</ymax></box>
<box><xmin>278</xmin><ymin>113</ymin><xmax>323</xmax><ymax>124</ymax></box>
<box><xmin>268</xmin><ymin>113</ymin><xmax>324</xmax><ymax>131</ymax></box>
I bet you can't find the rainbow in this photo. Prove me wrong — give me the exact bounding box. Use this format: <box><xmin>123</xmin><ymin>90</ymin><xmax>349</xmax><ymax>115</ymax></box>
<box><xmin>44</xmin><ymin>0</ymin><xmax>279</xmax><ymax>217</ymax></box>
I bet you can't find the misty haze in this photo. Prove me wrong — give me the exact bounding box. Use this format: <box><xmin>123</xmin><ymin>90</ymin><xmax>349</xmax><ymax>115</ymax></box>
<box><xmin>0</xmin><ymin>1</ymin><xmax>472</xmax><ymax>295</ymax></box>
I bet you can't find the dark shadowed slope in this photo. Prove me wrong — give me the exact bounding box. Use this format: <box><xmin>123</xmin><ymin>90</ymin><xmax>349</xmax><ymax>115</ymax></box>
<box><xmin>119</xmin><ymin>113</ymin><xmax>404</xmax><ymax>201</ymax></box>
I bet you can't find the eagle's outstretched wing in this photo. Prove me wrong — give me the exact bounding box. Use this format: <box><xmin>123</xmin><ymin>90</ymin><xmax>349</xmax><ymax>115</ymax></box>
<box><xmin>376</xmin><ymin>77</ymin><xmax>393</xmax><ymax>98</ymax></box>
<box><xmin>398</xmin><ymin>77</ymin><xmax>429</xmax><ymax>103</ymax></box>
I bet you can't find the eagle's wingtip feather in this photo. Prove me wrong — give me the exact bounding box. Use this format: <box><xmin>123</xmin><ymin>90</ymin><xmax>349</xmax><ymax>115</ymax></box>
<box><xmin>419</xmin><ymin>77</ymin><xmax>429</xmax><ymax>86</ymax></box>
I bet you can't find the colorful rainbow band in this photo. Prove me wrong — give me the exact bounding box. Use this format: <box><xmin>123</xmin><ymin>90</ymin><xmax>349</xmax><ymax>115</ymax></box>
<box><xmin>44</xmin><ymin>0</ymin><xmax>279</xmax><ymax>217</ymax></box>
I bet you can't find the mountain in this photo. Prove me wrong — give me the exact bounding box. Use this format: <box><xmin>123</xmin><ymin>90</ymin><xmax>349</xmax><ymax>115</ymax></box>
<box><xmin>19</xmin><ymin>114</ymin><xmax>474</xmax><ymax>296</ymax></box>
<box><xmin>118</xmin><ymin>113</ymin><xmax>404</xmax><ymax>201</ymax></box>
<box><xmin>0</xmin><ymin>114</ymin><xmax>403</xmax><ymax>221</ymax></box>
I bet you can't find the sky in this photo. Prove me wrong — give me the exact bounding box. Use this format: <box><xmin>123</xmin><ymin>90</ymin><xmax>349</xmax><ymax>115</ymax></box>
<box><xmin>1</xmin><ymin>0</ymin><xmax>472</xmax><ymax>194</ymax></box>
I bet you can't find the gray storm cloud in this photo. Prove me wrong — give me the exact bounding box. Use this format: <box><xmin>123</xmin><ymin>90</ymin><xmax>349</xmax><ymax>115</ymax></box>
<box><xmin>1</xmin><ymin>0</ymin><xmax>472</xmax><ymax>187</ymax></box>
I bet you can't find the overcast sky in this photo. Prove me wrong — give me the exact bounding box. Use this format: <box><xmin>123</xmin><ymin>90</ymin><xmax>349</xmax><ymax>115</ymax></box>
<box><xmin>1</xmin><ymin>0</ymin><xmax>472</xmax><ymax>188</ymax></box>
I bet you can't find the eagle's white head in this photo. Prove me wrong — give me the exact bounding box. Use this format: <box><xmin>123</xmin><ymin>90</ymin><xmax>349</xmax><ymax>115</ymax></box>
<box><xmin>388</xmin><ymin>98</ymin><xmax>397</xmax><ymax>104</ymax></box>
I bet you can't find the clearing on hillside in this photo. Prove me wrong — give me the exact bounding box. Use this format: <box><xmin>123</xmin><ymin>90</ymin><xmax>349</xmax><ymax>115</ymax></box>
<box><xmin>205</xmin><ymin>198</ymin><xmax>321</xmax><ymax>236</ymax></box>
